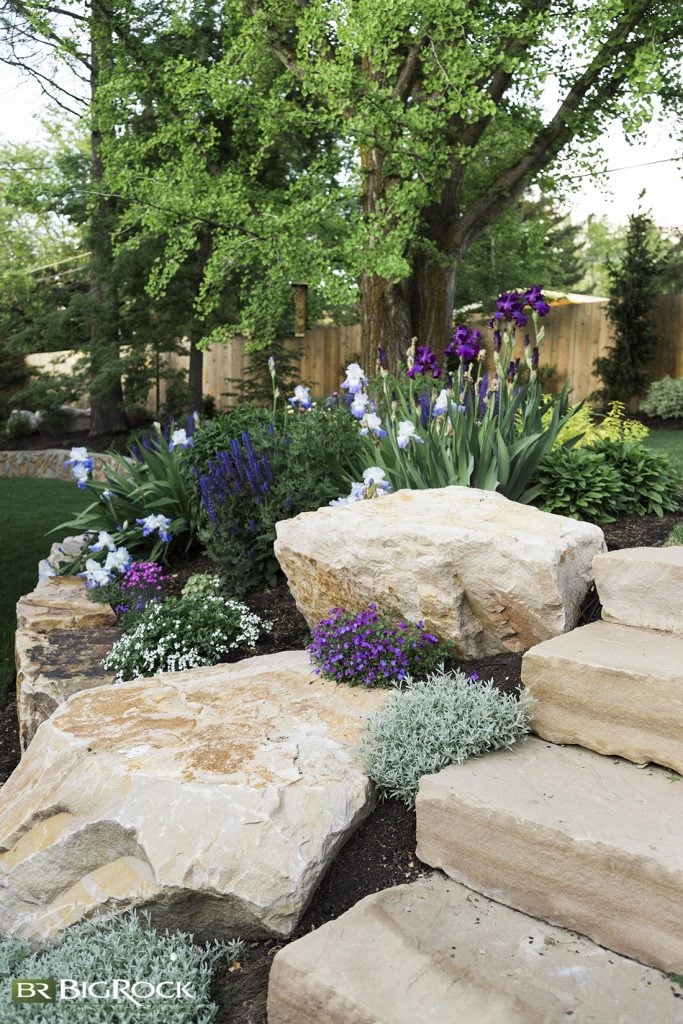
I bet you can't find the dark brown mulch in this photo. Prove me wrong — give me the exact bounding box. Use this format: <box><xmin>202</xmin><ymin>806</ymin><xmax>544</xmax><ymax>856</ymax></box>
<box><xmin>0</xmin><ymin>507</ymin><xmax>681</xmax><ymax>1023</ymax></box>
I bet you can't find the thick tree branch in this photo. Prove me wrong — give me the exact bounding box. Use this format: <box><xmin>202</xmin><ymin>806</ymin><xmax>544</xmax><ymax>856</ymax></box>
<box><xmin>391</xmin><ymin>38</ymin><xmax>424</xmax><ymax>101</ymax></box>
<box><xmin>449</xmin><ymin>0</ymin><xmax>654</xmax><ymax>255</ymax></box>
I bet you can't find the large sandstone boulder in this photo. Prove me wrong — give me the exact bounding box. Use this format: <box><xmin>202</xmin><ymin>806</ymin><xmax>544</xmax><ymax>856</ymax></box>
<box><xmin>16</xmin><ymin>575</ymin><xmax>116</xmax><ymax>631</ymax></box>
<box><xmin>16</xmin><ymin>625</ymin><xmax>120</xmax><ymax>750</ymax></box>
<box><xmin>0</xmin><ymin>651</ymin><xmax>387</xmax><ymax>944</ymax></box>
<box><xmin>593</xmin><ymin>546</ymin><xmax>683</xmax><ymax>636</ymax></box>
<box><xmin>268</xmin><ymin>875</ymin><xmax>683</xmax><ymax>1024</ymax></box>
<box><xmin>15</xmin><ymin>575</ymin><xmax>119</xmax><ymax>750</ymax></box>
<box><xmin>274</xmin><ymin>487</ymin><xmax>605</xmax><ymax>658</ymax></box>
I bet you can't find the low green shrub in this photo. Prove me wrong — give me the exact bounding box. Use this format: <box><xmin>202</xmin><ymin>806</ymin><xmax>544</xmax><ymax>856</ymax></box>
<box><xmin>191</xmin><ymin>406</ymin><xmax>358</xmax><ymax>595</ymax></box>
<box><xmin>640</xmin><ymin>376</ymin><xmax>683</xmax><ymax>420</ymax></box>
<box><xmin>102</xmin><ymin>592</ymin><xmax>270</xmax><ymax>682</ymax></box>
<box><xmin>181</xmin><ymin>572</ymin><xmax>230</xmax><ymax>600</ymax></box>
<box><xmin>591</xmin><ymin>439</ymin><xmax>680</xmax><ymax>516</ymax></box>
<box><xmin>360</xmin><ymin>668</ymin><xmax>531</xmax><ymax>807</ymax></box>
<box><xmin>532</xmin><ymin>446</ymin><xmax>624</xmax><ymax>522</ymax></box>
<box><xmin>0</xmin><ymin>911</ymin><xmax>243</xmax><ymax>1023</ymax></box>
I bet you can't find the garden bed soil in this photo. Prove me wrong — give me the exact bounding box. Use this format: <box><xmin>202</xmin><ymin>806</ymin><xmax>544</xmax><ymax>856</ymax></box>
<box><xmin>1</xmin><ymin>507</ymin><xmax>682</xmax><ymax>1023</ymax></box>
<box><xmin>1</xmin><ymin>428</ymin><xmax>134</xmax><ymax>454</ymax></box>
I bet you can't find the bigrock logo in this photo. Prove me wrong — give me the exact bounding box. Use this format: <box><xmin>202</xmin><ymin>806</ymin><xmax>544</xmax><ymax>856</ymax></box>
<box><xmin>11</xmin><ymin>979</ymin><xmax>56</xmax><ymax>1004</ymax></box>
<box><xmin>11</xmin><ymin>978</ymin><xmax>196</xmax><ymax>1008</ymax></box>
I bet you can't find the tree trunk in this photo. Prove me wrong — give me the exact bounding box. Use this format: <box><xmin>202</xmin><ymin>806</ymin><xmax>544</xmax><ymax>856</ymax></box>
<box><xmin>409</xmin><ymin>252</ymin><xmax>457</xmax><ymax>349</ymax></box>
<box><xmin>358</xmin><ymin>271</ymin><xmax>413</xmax><ymax>373</ymax></box>
<box><xmin>88</xmin><ymin>3</ymin><xmax>126</xmax><ymax>436</ymax></box>
<box><xmin>188</xmin><ymin>338</ymin><xmax>203</xmax><ymax>412</ymax></box>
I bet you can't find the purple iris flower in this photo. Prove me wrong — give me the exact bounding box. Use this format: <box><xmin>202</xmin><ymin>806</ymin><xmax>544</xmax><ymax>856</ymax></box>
<box><xmin>407</xmin><ymin>345</ymin><xmax>443</xmax><ymax>379</ymax></box>
<box><xmin>444</xmin><ymin>325</ymin><xmax>482</xmax><ymax>363</ymax></box>
<box><xmin>523</xmin><ymin>285</ymin><xmax>550</xmax><ymax>317</ymax></box>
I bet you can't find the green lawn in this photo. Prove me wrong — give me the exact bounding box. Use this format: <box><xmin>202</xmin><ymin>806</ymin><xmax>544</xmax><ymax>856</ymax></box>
<box><xmin>0</xmin><ymin>477</ymin><xmax>90</xmax><ymax>706</ymax></box>
<box><xmin>643</xmin><ymin>429</ymin><xmax>683</xmax><ymax>479</ymax></box>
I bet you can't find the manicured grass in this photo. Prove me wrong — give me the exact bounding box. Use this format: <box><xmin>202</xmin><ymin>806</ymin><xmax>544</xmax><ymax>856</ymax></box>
<box><xmin>0</xmin><ymin>477</ymin><xmax>90</xmax><ymax>706</ymax></box>
<box><xmin>643</xmin><ymin>429</ymin><xmax>683</xmax><ymax>479</ymax></box>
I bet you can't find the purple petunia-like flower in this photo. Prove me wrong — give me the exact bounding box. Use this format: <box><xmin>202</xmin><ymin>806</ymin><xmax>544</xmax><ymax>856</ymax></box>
<box><xmin>309</xmin><ymin>603</ymin><xmax>446</xmax><ymax>687</ymax></box>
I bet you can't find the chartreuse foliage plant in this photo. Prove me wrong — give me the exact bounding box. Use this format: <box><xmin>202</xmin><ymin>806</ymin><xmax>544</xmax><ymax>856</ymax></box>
<box><xmin>309</xmin><ymin>604</ymin><xmax>449</xmax><ymax>688</ymax></box>
<box><xmin>102</xmin><ymin>592</ymin><xmax>270</xmax><ymax>682</ymax></box>
<box><xmin>0</xmin><ymin>911</ymin><xmax>244</xmax><ymax>1024</ymax></box>
<box><xmin>550</xmin><ymin>400</ymin><xmax>648</xmax><ymax>448</ymax></box>
<box><xmin>640</xmin><ymin>377</ymin><xmax>683</xmax><ymax>420</ymax></box>
<box><xmin>360</xmin><ymin>669</ymin><xmax>532</xmax><ymax>808</ymax></box>
<box><xmin>336</xmin><ymin>288</ymin><xmax>579</xmax><ymax>505</ymax></box>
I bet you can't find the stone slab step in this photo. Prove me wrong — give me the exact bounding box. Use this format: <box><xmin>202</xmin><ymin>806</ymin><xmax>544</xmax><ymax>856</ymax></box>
<box><xmin>415</xmin><ymin>737</ymin><xmax>683</xmax><ymax>974</ymax></box>
<box><xmin>267</xmin><ymin>874</ymin><xmax>683</xmax><ymax>1024</ymax></box>
<box><xmin>522</xmin><ymin>619</ymin><xmax>683</xmax><ymax>773</ymax></box>
<box><xmin>593</xmin><ymin>546</ymin><xmax>683</xmax><ymax>635</ymax></box>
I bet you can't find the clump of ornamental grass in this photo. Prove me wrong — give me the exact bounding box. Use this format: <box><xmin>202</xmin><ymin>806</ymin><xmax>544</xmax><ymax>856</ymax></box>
<box><xmin>102</xmin><ymin>592</ymin><xmax>270</xmax><ymax>682</ymax></box>
<box><xmin>309</xmin><ymin>603</ymin><xmax>448</xmax><ymax>687</ymax></box>
<box><xmin>360</xmin><ymin>668</ymin><xmax>532</xmax><ymax>807</ymax></box>
<box><xmin>0</xmin><ymin>910</ymin><xmax>244</xmax><ymax>1024</ymax></box>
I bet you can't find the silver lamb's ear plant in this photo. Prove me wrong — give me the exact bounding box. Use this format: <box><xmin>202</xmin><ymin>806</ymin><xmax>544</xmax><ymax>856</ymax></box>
<box><xmin>0</xmin><ymin>910</ymin><xmax>245</xmax><ymax>1023</ymax></box>
<box><xmin>359</xmin><ymin>667</ymin><xmax>533</xmax><ymax>808</ymax></box>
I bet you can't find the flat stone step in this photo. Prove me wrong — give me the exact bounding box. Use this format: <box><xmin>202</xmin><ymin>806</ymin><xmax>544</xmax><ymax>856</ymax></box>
<box><xmin>267</xmin><ymin>875</ymin><xmax>683</xmax><ymax>1024</ymax></box>
<box><xmin>415</xmin><ymin>737</ymin><xmax>683</xmax><ymax>974</ymax></box>
<box><xmin>593</xmin><ymin>546</ymin><xmax>683</xmax><ymax>635</ymax></box>
<box><xmin>522</xmin><ymin>619</ymin><xmax>683</xmax><ymax>773</ymax></box>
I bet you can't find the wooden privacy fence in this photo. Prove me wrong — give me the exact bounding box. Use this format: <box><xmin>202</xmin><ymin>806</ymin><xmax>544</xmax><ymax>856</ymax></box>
<box><xmin>26</xmin><ymin>293</ymin><xmax>683</xmax><ymax>411</ymax></box>
<box><xmin>194</xmin><ymin>294</ymin><xmax>683</xmax><ymax>408</ymax></box>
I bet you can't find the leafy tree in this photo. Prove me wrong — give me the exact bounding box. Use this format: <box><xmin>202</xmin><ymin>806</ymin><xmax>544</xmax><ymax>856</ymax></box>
<box><xmin>215</xmin><ymin>0</ymin><xmax>683</xmax><ymax>370</ymax></box>
<box><xmin>594</xmin><ymin>211</ymin><xmax>664</xmax><ymax>408</ymax></box>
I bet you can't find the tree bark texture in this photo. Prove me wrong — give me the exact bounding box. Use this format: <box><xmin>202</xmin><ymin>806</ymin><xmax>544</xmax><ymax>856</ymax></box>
<box><xmin>88</xmin><ymin>3</ymin><xmax>127</xmax><ymax>435</ymax></box>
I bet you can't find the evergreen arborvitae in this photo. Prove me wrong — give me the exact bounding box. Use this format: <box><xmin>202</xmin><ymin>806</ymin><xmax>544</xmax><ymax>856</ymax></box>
<box><xmin>594</xmin><ymin>212</ymin><xmax>662</xmax><ymax>408</ymax></box>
